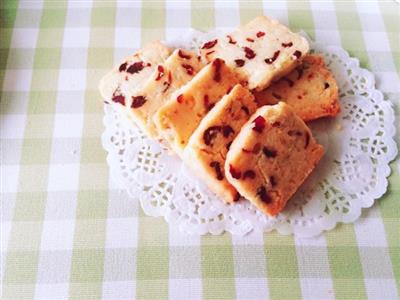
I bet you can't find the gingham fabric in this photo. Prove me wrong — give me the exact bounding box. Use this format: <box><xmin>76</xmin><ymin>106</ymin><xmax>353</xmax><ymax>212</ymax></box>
<box><xmin>1</xmin><ymin>0</ymin><xmax>399</xmax><ymax>299</ymax></box>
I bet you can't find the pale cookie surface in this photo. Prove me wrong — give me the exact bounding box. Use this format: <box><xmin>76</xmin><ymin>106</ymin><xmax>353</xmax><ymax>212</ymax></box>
<box><xmin>184</xmin><ymin>85</ymin><xmax>258</xmax><ymax>203</ymax></box>
<box><xmin>99</xmin><ymin>41</ymin><xmax>171</xmax><ymax>105</ymax></box>
<box><xmin>254</xmin><ymin>54</ymin><xmax>340</xmax><ymax>121</ymax></box>
<box><xmin>225</xmin><ymin>102</ymin><xmax>324</xmax><ymax>216</ymax></box>
<box><xmin>200</xmin><ymin>16</ymin><xmax>309</xmax><ymax>92</ymax></box>
<box><xmin>154</xmin><ymin>58</ymin><xmax>242</xmax><ymax>156</ymax></box>
<box><xmin>129</xmin><ymin>49</ymin><xmax>204</xmax><ymax>137</ymax></box>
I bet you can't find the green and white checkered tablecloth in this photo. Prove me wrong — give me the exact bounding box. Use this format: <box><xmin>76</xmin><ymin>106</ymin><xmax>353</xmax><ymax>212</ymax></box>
<box><xmin>1</xmin><ymin>0</ymin><xmax>399</xmax><ymax>299</ymax></box>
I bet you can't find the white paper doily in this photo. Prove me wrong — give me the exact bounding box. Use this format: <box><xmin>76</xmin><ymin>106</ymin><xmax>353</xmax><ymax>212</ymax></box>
<box><xmin>102</xmin><ymin>30</ymin><xmax>397</xmax><ymax>237</ymax></box>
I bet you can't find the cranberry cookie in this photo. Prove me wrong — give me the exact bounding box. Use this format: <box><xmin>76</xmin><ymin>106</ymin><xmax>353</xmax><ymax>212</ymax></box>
<box><xmin>225</xmin><ymin>102</ymin><xmax>324</xmax><ymax>216</ymax></box>
<box><xmin>200</xmin><ymin>16</ymin><xmax>309</xmax><ymax>91</ymax></box>
<box><xmin>254</xmin><ymin>54</ymin><xmax>340</xmax><ymax>121</ymax></box>
<box><xmin>184</xmin><ymin>85</ymin><xmax>258</xmax><ymax>203</ymax></box>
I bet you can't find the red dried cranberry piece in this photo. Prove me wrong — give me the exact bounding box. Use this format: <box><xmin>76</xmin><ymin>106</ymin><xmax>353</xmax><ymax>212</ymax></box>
<box><xmin>181</xmin><ymin>64</ymin><xmax>194</xmax><ymax>75</ymax></box>
<box><xmin>155</xmin><ymin>65</ymin><xmax>165</xmax><ymax>81</ymax></box>
<box><xmin>252</xmin><ymin>116</ymin><xmax>266</xmax><ymax>133</ymax></box>
<box><xmin>203</xmin><ymin>126</ymin><xmax>221</xmax><ymax>146</ymax></box>
<box><xmin>112</xmin><ymin>94</ymin><xmax>125</xmax><ymax>106</ymax></box>
<box><xmin>292</xmin><ymin>50</ymin><xmax>302</xmax><ymax>60</ymax></box>
<box><xmin>234</xmin><ymin>193</ymin><xmax>241</xmax><ymax>201</ymax></box>
<box><xmin>296</xmin><ymin>67</ymin><xmax>303</xmax><ymax>80</ymax></box>
<box><xmin>203</xmin><ymin>95</ymin><xmax>215</xmax><ymax>112</ymax></box>
<box><xmin>281</xmin><ymin>42</ymin><xmax>293</xmax><ymax>48</ymax></box>
<box><xmin>201</xmin><ymin>39</ymin><xmax>218</xmax><ymax>49</ymax></box>
<box><xmin>212</xmin><ymin>58</ymin><xmax>223</xmax><ymax>82</ymax></box>
<box><xmin>256</xmin><ymin>31</ymin><xmax>265</xmax><ymax>38</ymax></box>
<box><xmin>256</xmin><ymin>186</ymin><xmax>271</xmax><ymax>203</ymax></box>
<box><xmin>270</xmin><ymin>176</ymin><xmax>277</xmax><ymax>187</ymax></box>
<box><xmin>178</xmin><ymin>49</ymin><xmax>191</xmax><ymax>59</ymax></box>
<box><xmin>272</xmin><ymin>93</ymin><xmax>282</xmax><ymax>100</ymax></box>
<box><xmin>264</xmin><ymin>50</ymin><xmax>280</xmax><ymax>64</ymax></box>
<box><xmin>246</xmin><ymin>38</ymin><xmax>254</xmax><ymax>42</ymax></box>
<box><xmin>222</xmin><ymin>125</ymin><xmax>234</xmax><ymax>137</ymax></box>
<box><xmin>241</xmin><ymin>105</ymin><xmax>250</xmax><ymax>115</ymax></box>
<box><xmin>162</xmin><ymin>72</ymin><xmax>172</xmax><ymax>93</ymax></box>
<box><xmin>243</xmin><ymin>170</ymin><xmax>256</xmax><ymax>179</ymax></box>
<box><xmin>305</xmin><ymin>132</ymin><xmax>310</xmax><ymax>148</ymax></box>
<box><xmin>288</xmin><ymin>130</ymin><xmax>302</xmax><ymax>137</ymax></box>
<box><xmin>205</xmin><ymin>50</ymin><xmax>215</xmax><ymax>56</ymax></box>
<box><xmin>252</xmin><ymin>143</ymin><xmax>262</xmax><ymax>154</ymax></box>
<box><xmin>131</xmin><ymin>96</ymin><xmax>146</xmax><ymax>108</ymax></box>
<box><xmin>210</xmin><ymin>161</ymin><xmax>224</xmax><ymax>180</ymax></box>
<box><xmin>177</xmin><ymin>94</ymin><xmax>184</xmax><ymax>103</ymax></box>
<box><xmin>229</xmin><ymin>164</ymin><xmax>242</xmax><ymax>179</ymax></box>
<box><xmin>126</xmin><ymin>61</ymin><xmax>145</xmax><ymax>74</ymax></box>
<box><xmin>282</xmin><ymin>77</ymin><xmax>294</xmax><ymax>87</ymax></box>
<box><xmin>262</xmin><ymin>147</ymin><xmax>277</xmax><ymax>158</ymax></box>
<box><xmin>234</xmin><ymin>59</ymin><xmax>245</xmax><ymax>67</ymax></box>
<box><xmin>227</xmin><ymin>35</ymin><xmax>237</xmax><ymax>44</ymax></box>
<box><xmin>243</xmin><ymin>47</ymin><xmax>256</xmax><ymax>59</ymax></box>
<box><xmin>119</xmin><ymin>62</ymin><xmax>128</xmax><ymax>72</ymax></box>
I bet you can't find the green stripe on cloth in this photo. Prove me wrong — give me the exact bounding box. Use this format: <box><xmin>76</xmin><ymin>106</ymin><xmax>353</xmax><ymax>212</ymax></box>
<box><xmin>2</xmin><ymin>1</ymin><xmax>67</xmax><ymax>299</ymax></box>
<box><xmin>239</xmin><ymin>0</ymin><xmax>263</xmax><ymax>24</ymax></box>
<box><xmin>325</xmin><ymin>225</ymin><xmax>367</xmax><ymax>299</ymax></box>
<box><xmin>264</xmin><ymin>233</ymin><xmax>302</xmax><ymax>300</ymax></box>
<box><xmin>287</xmin><ymin>0</ymin><xmax>314</xmax><ymax>39</ymax></box>
<box><xmin>379</xmin><ymin>164</ymin><xmax>400</xmax><ymax>291</ymax></box>
<box><xmin>0</xmin><ymin>0</ymin><xmax>18</xmax><ymax>90</ymax></box>
<box><xmin>201</xmin><ymin>235</ymin><xmax>236</xmax><ymax>300</ymax></box>
<box><xmin>141</xmin><ymin>0</ymin><xmax>165</xmax><ymax>44</ymax></box>
<box><xmin>378</xmin><ymin>2</ymin><xmax>400</xmax><ymax>74</ymax></box>
<box><xmin>191</xmin><ymin>0</ymin><xmax>215</xmax><ymax>31</ymax></box>
<box><xmin>68</xmin><ymin>1</ymin><xmax>115</xmax><ymax>299</ymax></box>
<box><xmin>135</xmin><ymin>2</ymin><xmax>169</xmax><ymax>299</ymax></box>
<box><xmin>136</xmin><ymin>216</ymin><xmax>169</xmax><ymax>299</ymax></box>
<box><xmin>334</xmin><ymin>1</ymin><xmax>370</xmax><ymax>69</ymax></box>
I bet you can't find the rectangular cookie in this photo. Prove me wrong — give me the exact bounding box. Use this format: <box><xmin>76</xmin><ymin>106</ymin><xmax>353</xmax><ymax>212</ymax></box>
<box><xmin>154</xmin><ymin>58</ymin><xmax>242</xmax><ymax>156</ymax></box>
<box><xmin>99</xmin><ymin>41</ymin><xmax>171</xmax><ymax>103</ymax></box>
<box><xmin>128</xmin><ymin>48</ymin><xmax>204</xmax><ymax>137</ymax></box>
<box><xmin>253</xmin><ymin>54</ymin><xmax>340</xmax><ymax>121</ymax></box>
<box><xmin>225</xmin><ymin>102</ymin><xmax>324</xmax><ymax>216</ymax></box>
<box><xmin>200</xmin><ymin>16</ymin><xmax>309</xmax><ymax>92</ymax></box>
<box><xmin>183</xmin><ymin>84</ymin><xmax>258</xmax><ymax>203</ymax></box>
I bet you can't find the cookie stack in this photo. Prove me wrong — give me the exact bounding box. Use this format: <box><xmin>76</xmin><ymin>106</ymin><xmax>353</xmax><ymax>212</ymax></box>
<box><xmin>99</xmin><ymin>16</ymin><xmax>340</xmax><ymax>216</ymax></box>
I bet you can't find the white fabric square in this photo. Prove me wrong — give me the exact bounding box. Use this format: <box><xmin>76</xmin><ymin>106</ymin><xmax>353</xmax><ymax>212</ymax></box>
<box><xmin>40</xmin><ymin>220</ymin><xmax>75</xmax><ymax>250</ymax></box>
<box><xmin>58</xmin><ymin>69</ymin><xmax>87</xmax><ymax>91</ymax></box>
<box><xmin>47</xmin><ymin>164</ymin><xmax>80</xmax><ymax>192</ymax></box>
<box><xmin>215</xmin><ymin>0</ymin><xmax>240</xmax><ymax>28</ymax></box>
<box><xmin>0</xmin><ymin>114</ymin><xmax>26</xmax><ymax>139</ymax></box>
<box><xmin>364</xmin><ymin>278</ymin><xmax>399</xmax><ymax>300</ymax></box>
<box><xmin>10</xmin><ymin>29</ymin><xmax>39</xmax><ymax>48</ymax></box>
<box><xmin>300</xmin><ymin>278</ymin><xmax>335</xmax><ymax>300</ymax></box>
<box><xmin>53</xmin><ymin>114</ymin><xmax>83</xmax><ymax>138</ymax></box>
<box><xmin>35</xmin><ymin>283</ymin><xmax>69</xmax><ymax>300</ymax></box>
<box><xmin>169</xmin><ymin>279</ymin><xmax>202</xmax><ymax>300</ymax></box>
<box><xmin>1</xmin><ymin>221</ymin><xmax>12</xmax><ymax>256</ymax></box>
<box><xmin>114</xmin><ymin>28</ymin><xmax>141</xmax><ymax>49</ymax></box>
<box><xmin>375</xmin><ymin>72</ymin><xmax>400</xmax><ymax>93</ymax></box>
<box><xmin>168</xmin><ymin>225</ymin><xmax>200</xmax><ymax>246</ymax></box>
<box><xmin>102</xmin><ymin>281</ymin><xmax>136</xmax><ymax>299</ymax></box>
<box><xmin>63</xmin><ymin>28</ymin><xmax>90</xmax><ymax>48</ymax></box>
<box><xmin>354</xmin><ymin>213</ymin><xmax>389</xmax><ymax>247</ymax></box>
<box><xmin>3</xmin><ymin>69</ymin><xmax>33</xmax><ymax>91</ymax></box>
<box><xmin>166</xmin><ymin>0</ymin><xmax>190</xmax><ymax>28</ymax></box>
<box><xmin>235</xmin><ymin>277</ymin><xmax>269</xmax><ymax>300</ymax></box>
<box><xmin>45</xmin><ymin>192</ymin><xmax>78</xmax><ymax>220</ymax></box>
<box><xmin>0</xmin><ymin>165</ymin><xmax>20</xmax><ymax>194</ymax></box>
<box><xmin>363</xmin><ymin>31</ymin><xmax>391</xmax><ymax>52</ymax></box>
<box><xmin>105</xmin><ymin>218</ymin><xmax>138</xmax><ymax>248</ymax></box>
<box><xmin>232</xmin><ymin>229</ymin><xmax>264</xmax><ymax>245</ymax></box>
